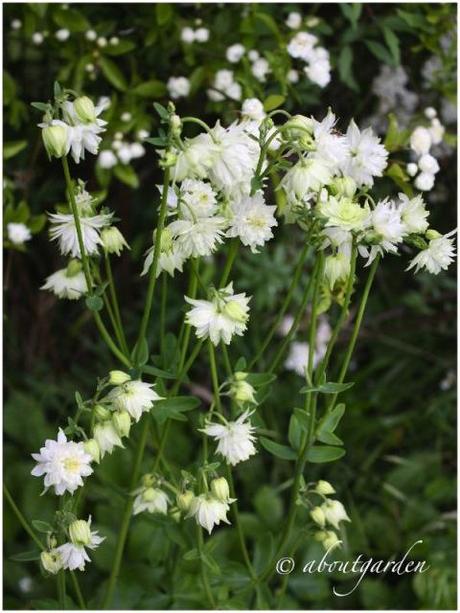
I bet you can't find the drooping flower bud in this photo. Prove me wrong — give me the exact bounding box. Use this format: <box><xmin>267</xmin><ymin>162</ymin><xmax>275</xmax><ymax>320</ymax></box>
<box><xmin>101</xmin><ymin>227</ymin><xmax>129</xmax><ymax>256</ymax></box>
<box><xmin>74</xmin><ymin>96</ymin><xmax>97</xmax><ymax>124</ymax></box>
<box><xmin>112</xmin><ymin>411</ymin><xmax>131</xmax><ymax>438</ymax></box>
<box><xmin>94</xmin><ymin>404</ymin><xmax>111</xmax><ymax>421</ymax></box>
<box><xmin>41</xmin><ymin>550</ymin><xmax>63</xmax><ymax>574</ymax></box>
<box><xmin>176</xmin><ymin>490</ymin><xmax>195</xmax><ymax>512</ymax></box>
<box><xmin>310</xmin><ymin>506</ymin><xmax>326</xmax><ymax>527</ymax></box>
<box><xmin>426</xmin><ymin>229</ymin><xmax>442</xmax><ymax>240</ymax></box>
<box><xmin>210</xmin><ymin>477</ymin><xmax>230</xmax><ymax>502</ymax></box>
<box><xmin>65</xmin><ymin>259</ymin><xmax>83</xmax><ymax>278</ymax></box>
<box><xmin>314</xmin><ymin>480</ymin><xmax>335</xmax><ymax>496</ymax></box>
<box><xmin>69</xmin><ymin>519</ymin><xmax>92</xmax><ymax>546</ymax></box>
<box><xmin>170</xmin><ymin>114</ymin><xmax>182</xmax><ymax>137</ymax></box>
<box><xmin>42</xmin><ymin>124</ymin><xmax>69</xmax><ymax>158</ymax></box>
<box><xmin>109</xmin><ymin>370</ymin><xmax>131</xmax><ymax>385</ymax></box>
<box><xmin>230</xmin><ymin>379</ymin><xmax>257</xmax><ymax>406</ymax></box>
<box><xmin>83</xmin><ymin>438</ymin><xmax>101</xmax><ymax>463</ymax></box>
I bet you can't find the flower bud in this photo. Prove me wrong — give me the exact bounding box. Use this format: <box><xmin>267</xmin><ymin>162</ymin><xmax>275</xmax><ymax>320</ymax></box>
<box><xmin>176</xmin><ymin>490</ymin><xmax>195</xmax><ymax>512</ymax></box>
<box><xmin>330</xmin><ymin>177</ymin><xmax>357</xmax><ymax>198</ymax></box>
<box><xmin>69</xmin><ymin>519</ymin><xmax>92</xmax><ymax>546</ymax></box>
<box><xmin>426</xmin><ymin>229</ymin><xmax>442</xmax><ymax>240</ymax></box>
<box><xmin>170</xmin><ymin>114</ymin><xmax>182</xmax><ymax>136</ymax></box>
<box><xmin>234</xmin><ymin>371</ymin><xmax>248</xmax><ymax>381</ymax></box>
<box><xmin>283</xmin><ymin>114</ymin><xmax>314</xmax><ymax>147</ymax></box>
<box><xmin>83</xmin><ymin>438</ymin><xmax>101</xmax><ymax>463</ymax></box>
<box><xmin>210</xmin><ymin>477</ymin><xmax>230</xmax><ymax>502</ymax></box>
<box><xmin>322</xmin><ymin>530</ymin><xmax>341</xmax><ymax>550</ymax></box>
<box><xmin>109</xmin><ymin>370</ymin><xmax>131</xmax><ymax>385</ymax></box>
<box><xmin>223</xmin><ymin>299</ymin><xmax>248</xmax><ymax>323</ymax></box>
<box><xmin>160</xmin><ymin>149</ymin><xmax>178</xmax><ymax>168</ymax></box>
<box><xmin>155</xmin><ymin>227</ymin><xmax>173</xmax><ymax>253</ymax></box>
<box><xmin>74</xmin><ymin>96</ymin><xmax>97</xmax><ymax>123</ymax></box>
<box><xmin>230</xmin><ymin>379</ymin><xmax>257</xmax><ymax>405</ymax></box>
<box><xmin>141</xmin><ymin>473</ymin><xmax>155</xmax><ymax>488</ymax></box>
<box><xmin>112</xmin><ymin>411</ymin><xmax>131</xmax><ymax>438</ymax></box>
<box><xmin>42</xmin><ymin>124</ymin><xmax>69</xmax><ymax>158</ymax></box>
<box><xmin>101</xmin><ymin>227</ymin><xmax>129</xmax><ymax>256</ymax></box>
<box><xmin>315</xmin><ymin>480</ymin><xmax>335</xmax><ymax>496</ymax></box>
<box><xmin>310</xmin><ymin>506</ymin><xmax>326</xmax><ymax>527</ymax></box>
<box><xmin>66</xmin><ymin>259</ymin><xmax>83</xmax><ymax>278</ymax></box>
<box><xmin>41</xmin><ymin>550</ymin><xmax>63</xmax><ymax>574</ymax></box>
<box><xmin>94</xmin><ymin>404</ymin><xmax>111</xmax><ymax>421</ymax></box>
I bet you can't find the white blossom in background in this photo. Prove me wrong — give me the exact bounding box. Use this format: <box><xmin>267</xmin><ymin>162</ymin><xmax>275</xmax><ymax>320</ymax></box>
<box><xmin>241</xmin><ymin>98</ymin><xmax>266</xmax><ymax>122</ymax></box>
<box><xmin>106</xmin><ymin>380</ymin><xmax>163</xmax><ymax>422</ymax></box>
<box><xmin>195</xmin><ymin>27</ymin><xmax>209</xmax><ymax>42</ymax></box>
<box><xmin>48</xmin><ymin>211</ymin><xmax>112</xmax><ymax>258</ymax></box>
<box><xmin>286</xmin><ymin>11</ymin><xmax>302</xmax><ymax>29</ymax></box>
<box><xmin>285</xmin><ymin>317</ymin><xmax>331</xmax><ymax>376</ymax></box>
<box><xmin>32</xmin><ymin>32</ymin><xmax>44</xmax><ymax>45</ymax></box>
<box><xmin>167</xmin><ymin>76</ymin><xmax>191</xmax><ymax>99</ymax></box>
<box><xmin>251</xmin><ymin>57</ymin><xmax>271</xmax><ymax>82</ymax></box>
<box><xmin>185</xmin><ymin>282</ymin><xmax>251</xmax><ymax>345</ymax></box>
<box><xmin>181</xmin><ymin>26</ymin><xmax>195</xmax><ymax>43</ymax></box>
<box><xmin>208</xmin><ymin>70</ymin><xmax>242</xmax><ymax>102</ymax></box>
<box><xmin>226</xmin><ymin>43</ymin><xmax>245</xmax><ymax>63</ymax></box>
<box><xmin>11</xmin><ymin>19</ymin><xmax>22</xmax><ymax>30</ymax></box>
<box><xmin>31</xmin><ymin>429</ymin><xmax>93</xmax><ymax>495</ymax></box>
<box><xmin>55</xmin><ymin>28</ymin><xmax>70</xmax><ymax>41</ymax></box>
<box><xmin>303</xmin><ymin>47</ymin><xmax>331</xmax><ymax>87</ymax></box>
<box><xmin>97</xmin><ymin>149</ymin><xmax>118</xmax><ymax>169</ymax></box>
<box><xmin>7</xmin><ymin>222</ymin><xmax>32</xmax><ymax>245</ymax></box>
<box><xmin>201</xmin><ymin>409</ymin><xmax>257</xmax><ymax>465</ymax></box>
<box><xmin>226</xmin><ymin>191</ymin><xmax>277</xmax><ymax>253</ymax></box>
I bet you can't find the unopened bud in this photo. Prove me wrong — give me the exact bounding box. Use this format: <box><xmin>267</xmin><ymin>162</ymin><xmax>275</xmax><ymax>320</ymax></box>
<box><xmin>160</xmin><ymin>149</ymin><xmax>177</xmax><ymax>168</ymax></box>
<box><xmin>112</xmin><ymin>411</ymin><xmax>131</xmax><ymax>438</ymax></box>
<box><xmin>94</xmin><ymin>404</ymin><xmax>111</xmax><ymax>421</ymax></box>
<box><xmin>176</xmin><ymin>490</ymin><xmax>195</xmax><ymax>512</ymax></box>
<box><xmin>69</xmin><ymin>519</ymin><xmax>92</xmax><ymax>546</ymax></box>
<box><xmin>74</xmin><ymin>96</ymin><xmax>97</xmax><ymax>123</ymax></box>
<box><xmin>109</xmin><ymin>370</ymin><xmax>131</xmax><ymax>385</ymax></box>
<box><xmin>42</xmin><ymin>124</ymin><xmax>69</xmax><ymax>158</ymax></box>
<box><xmin>41</xmin><ymin>550</ymin><xmax>63</xmax><ymax>574</ymax></box>
<box><xmin>210</xmin><ymin>477</ymin><xmax>230</xmax><ymax>502</ymax></box>
<box><xmin>66</xmin><ymin>259</ymin><xmax>83</xmax><ymax>277</ymax></box>
<box><xmin>426</xmin><ymin>229</ymin><xmax>442</xmax><ymax>240</ymax></box>
<box><xmin>234</xmin><ymin>371</ymin><xmax>248</xmax><ymax>381</ymax></box>
<box><xmin>170</xmin><ymin>114</ymin><xmax>182</xmax><ymax>136</ymax></box>
<box><xmin>230</xmin><ymin>379</ymin><xmax>257</xmax><ymax>405</ymax></box>
<box><xmin>83</xmin><ymin>438</ymin><xmax>101</xmax><ymax>463</ymax></box>
<box><xmin>141</xmin><ymin>473</ymin><xmax>155</xmax><ymax>488</ymax></box>
<box><xmin>310</xmin><ymin>506</ymin><xmax>326</xmax><ymax>527</ymax></box>
<box><xmin>283</xmin><ymin>114</ymin><xmax>314</xmax><ymax>147</ymax></box>
<box><xmin>315</xmin><ymin>480</ymin><xmax>335</xmax><ymax>496</ymax></box>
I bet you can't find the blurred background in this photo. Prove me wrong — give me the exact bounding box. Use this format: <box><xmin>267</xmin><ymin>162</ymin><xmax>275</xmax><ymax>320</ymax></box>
<box><xmin>3</xmin><ymin>3</ymin><xmax>457</xmax><ymax>610</ymax></box>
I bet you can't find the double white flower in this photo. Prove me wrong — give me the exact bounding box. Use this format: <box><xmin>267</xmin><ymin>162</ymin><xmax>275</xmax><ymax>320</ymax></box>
<box><xmin>200</xmin><ymin>409</ymin><xmax>257</xmax><ymax>466</ymax></box>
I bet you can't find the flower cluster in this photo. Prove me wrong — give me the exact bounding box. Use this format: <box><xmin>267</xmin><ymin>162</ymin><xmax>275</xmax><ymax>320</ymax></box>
<box><xmin>408</xmin><ymin>108</ymin><xmax>445</xmax><ymax>192</ymax></box>
<box><xmin>306</xmin><ymin>481</ymin><xmax>351</xmax><ymax>551</ymax></box>
<box><xmin>287</xmin><ymin>30</ymin><xmax>331</xmax><ymax>88</ymax></box>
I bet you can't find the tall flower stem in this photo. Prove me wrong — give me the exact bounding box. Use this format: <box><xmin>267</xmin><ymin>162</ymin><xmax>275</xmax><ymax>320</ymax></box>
<box><xmin>70</xmin><ymin>571</ymin><xmax>86</xmax><ymax>610</ymax></box>
<box><xmin>58</xmin><ymin>570</ymin><xmax>66</xmax><ymax>610</ymax></box>
<box><xmin>249</xmin><ymin>242</ymin><xmax>310</xmax><ymax>370</ymax></box>
<box><xmin>61</xmin><ymin>157</ymin><xmax>130</xmax><ymax>368</ymax></box>
<box><xmin>3</xmin><ymin>484</ymin><xmax>44</xmax><ymax>550</ymax></box>
<box><xmin>160</xmin><ymin>274</ymin><xmax>168</xmax><ymax>356</ymax></box>
<box><xmin>219</xmin><ymin>239</ymin><xmax>239</xmax><ymax>288</ymax></box>
<box><xmin>258</xmin><ymin>254</ymin><xmax>324</xmax><ymax>584</ymax></box>
<box><xmin>104</xmin><ymin>251</ymin><xmax>129</xmax><ymax>355</ymax></box>
<box><xmin>208</xmin><ymin>342</ymin><xmax>258</xmax><ymax>583</ymax></box>
<box><xmin>267</xmin><ymin>257</ymin><xmax>318</xmax><ymax>374</ymax></box>
<box><xmin>196</xmin><ymin>524</ymin><xmax>216</xmax><ymax>608</ymax></box>
<box><xmin>325</xmin><ymin>255</ymin><xmax>380</xmax><ymax>413</ymax></box>
<box><xmin>134</xmin><ymin>166</ymin><xmax>171</xmax><ymax>366</ymax></box>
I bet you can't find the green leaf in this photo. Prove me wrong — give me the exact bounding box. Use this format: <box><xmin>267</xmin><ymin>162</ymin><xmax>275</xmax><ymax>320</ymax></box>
<box><xmin>288</xmin><ymin>414</ymin><xmax>302</xmax><ymax>451</ymax></box>
<box><xmin>4</xmin><ymin>140</ymin><xmax>27</xmax><ymax>160</ymax></box>
<box><xmin>153</xmin><ymin>396</ymin><xmax>200</xmax><ymax>424</ymax></box>
<box><xmin>10</xmin><ymin>550</ymin><xmax>41</xmax><ymax>562</ymax></box>
<box><xmin>306</xmin><ymin>445</ymin><xmax>346</xmax><ymax>463</ymax></box>
<box><xmin>153</xmin><ymin>102</ymin><xmax>169</xmax><ymax>121</ymax></box>
<box><xmin>141</xmin><ymin>365</ymin><xmax>176</xmax><ymax>380</ymax></box>
<box><xmin>32</xmin><ymin>520</ymin><xmax>52</xmax><ymax>533</ymax></box>
<box><xmin>132</xmin><ymin>80</ymin><xmax>167</xmax><ymax>98</ymax></box>
<box><xmin>382</xmin><ymin>27</ymin><xmax>400</xmax><ymax>64</ymax></box>
<box><xmin>103</xmin><ymin>40</ymin><xmax>136</xmax><ymax>56</ymax></box>
<box><xmin>201</xmin><ymin>552</ymin><xmax>221</xmax><ymax>575</ymax></box>
<box><xmin>254</xmin><ymin>12</ymin><xmax>282</xmax><ymax>43</ymax></box>
<box><xmin>263</xmin><ymin>94</ymin><xmax>285</xmax><ymax>112</ymax></box>
<box><xmin>156</xmin><ymin>3</ymin><xmax>173</xmax><ymax>25</ymax></box>
<box><xmin>317</xmin><ymin>430</ymin><xmax>343</xmax><ymax>445</ymax></box>
<box><xmin>132</xmin><ymin>337</ymin><xmax>149</xmax><ymax>366</ymax></box>
<box><xmin>53</xmin><ymin>7</ymin><xmax>89</xmax><ymax>32</ymax></box>
<box><xmin>300</xmin><ymin>382</ymin><xmax>354</xmax><ymax>394</ymax></box>
<box><xmin>246</xmin><ymin>372</ymin><xmax>277</xmax><ymax>387</ymax></box>
<box><xmin>293</xmin><ymin>408</ymin><xmax>310</xmax><ymax>431</ymax></box>
<box><xmin>259</xmin><ymin>437</ymin><xmax>297</xmax><ymax>460</ymax></box>
<box><xmin>340</xmin><ymin>4</ymin><xmax>362</xmax><ymax>28</ymax></box>
<box><xmin>113</xmin><ymin>164</ymin><xmax>139</xmax><ymax>188</ymax></box>
<box><xmin>365</xmin><ymin>40</ymin><xmax>396</xmax><ymax>66</ymax></box>
<box><xmin>386</xmin><ymin>163</ymin><xmax>414</xmax><ymax>197</ymax></box>
<box><xmin>85</xmin><ymin>295</ymin><xmax>103</xmax><ymax>312</ymax></box>
<box><xmin>183</xmin><ymin>548</ymin><xmax>200</xmax><ymax>561</ymax></box>
<box><xmin>317</xmin><ymin>403</ymin><xmax>346</xmax><ymax>436</ymax></box>
<box><xmin>337</xmin><ymin>46</ymin><xmax>359</xmax><ymax>92</ymax></box>
<box><xmin>99</xmin><ymin>56</ymin><xmax>127</xmax><ymax>91</ymax></box>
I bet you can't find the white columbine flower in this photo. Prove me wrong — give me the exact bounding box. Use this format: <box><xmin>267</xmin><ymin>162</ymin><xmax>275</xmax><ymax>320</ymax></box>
<box><xmin>341</xmin><ymin>120</ymin><xmax>388</xmax><ymax>187</ymax></box>
<box><xmin>41</xmin><ymin>265</ymin><xmax>88</xmax><ymax>300</ymax></box>
<box><xmin>287</xmin><ymin>31</ymin><xmax>318</xmax><ymax>60</ymax></box>
<box><xmin>133</xmin><ymin>487</ymin><xmax>169</xmax><ymax>515</ymax></box>
<box><xmin>141</xmin><ymin>232</ymin><xmax>185</xmax><ymax>278</ymax></box>
<box><xmin>398</xmin><ymin>193</ymin><xmax>429</xmax><ymax>234</ymax></box>
<box><xmin>188</xmin><ymin>494</ymin><xmax>232</xmax><ymax>534</ymax></box>
<box><xmin>106</xmin><ymin>380</ymin><xmax>163</xmax><ymax>422</ymax></box>
<box><xmin>226</xmin><ymin>191</ymin><xmax>277</xmax><ymax>253</ymax></box>
<box><xmin>185</xmin><ymin>282</ymin><xmax>251</xmax><ymax>345</ymax></box>
<box><xmin>48</xmin><ymin>211</ymin><xmax>112</xmax><ymax>258</ymax></box>
<box><xmin>168</xmin><ymin>216</ymin><xmax>226</xmax><ymax>258</ymax></box>
<box><xmin>312</xmin><ymin>110</ymin><xmax>350</xmax><ymax>171</ymax></box>
<box><xmin>167</xmin><ymin>76</ymin><xmax>191</xmax><ymax>99</ymax></box>
<box><xmin>241</xmin><ymin>98</ymin><xmax>266</xmax><ymax>122</ymax></box>
<box><xmin>321</xmin><ymin>499</ymin><xmax>351</xmax><ymax>530</ymax></box>
<box><xmin>7</xmin><ymin>222</ymin><xmax>32</xmax><ymax>245</ymax></box>
<box><xmin>407</xmin><ymin>230</ymin><xmax>456</xmax><ymax>275</ymax></box>
<box><xmin>172</xmin><ymin>132</ymin><xmax>219</xmax><ymax>182</ymax></box>
<box><xmin>180</xmin><ymin>179</ymin><xmax>218</xmax><ymax>219</ymax></box>
<box><xmin>59</xmin><ymin>99</ymin><xmax>107</xmax><ymax>164</ymax></box>
<box><xmin>200</xmin><ymin>409</ymin><xmax>257</xmax><ymax>466</ymax></box>
<box><xmin>57</xmin><ymin>517</ymin><xmax>104</xmax><ymax>571</ymax></box>
<box><xmin>318</xmin><ymin>196</ymin><xmax>370</xmax><ymax>232</ymax></box>
<box><xmin>370</xmin><ymin>198</ymin><xmax>406</xmax><ymax>255</ymax></box>
<box><xmin>304</xmin><ymin>47</ymin><xmax>331</xmax><ymax>88</ymax></box>
<box><xmin>281</xmin><ymin>156</ymin><xmax>333</xmax><ymax>203</ymax></box>
<box><xmin>93</xmin><ymin>421</ymin><xmax>124</xmax><ymax>458</ymax></box>
<box><xmin>31</xmin><ymin>428</ymin><xmax>93</xmax><ymax>495</ymax></box>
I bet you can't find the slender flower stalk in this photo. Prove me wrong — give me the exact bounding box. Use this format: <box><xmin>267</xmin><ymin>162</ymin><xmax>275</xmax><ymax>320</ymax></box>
<box><xmin>104</xmin><ymin>251</ymin><xmax>129</xmax><ymax>355</ymax></box>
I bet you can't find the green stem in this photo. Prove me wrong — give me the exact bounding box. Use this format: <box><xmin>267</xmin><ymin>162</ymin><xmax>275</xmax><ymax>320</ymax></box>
<box><xmin>104</xmin><ymin>251</ymin><xmax>129</xmax><ymax>355</ymax></box>
<box><xmin>101</xmin><ymin>290</ymin><xmax>126</xmax><ymax>355</ymax></box>
<box><xmin>249</xmin><ymin>242</ymin><xmax>310</xmax><ymax>370</ymax></box>
<box><xmin>3</xmin><ymin>484</ymin><xmax>44</xmax><ymax>550</ymax></box>
<box><xmin>134</xmin><ymin>166</ymin><xmax>171</xmax><ymax>365</ymax></box>
<box><xmin>196</xmin><ymin>524</ymin><xmax>216</xmax><ymax>608</ymax></box>
<box><xmin>160</xmin><ymin>274</ymin><xmax>168</xmax><ymax>357</ymax></box>
<box><xmin>61</xmin><ymin>157</ymin><xmax>130</xmax><ymax>368</ymax></box>
<box><xmin>267</xmin><ymin>257</ymin><xmax>319</xmax><ymax>374</ymax></box>
<box><xmin>325</xmin><ymin>255</ymin><xmax>380</xmax><ymax>413</ymax></box>
<box><xmin>70</xmin><ymin>571</ymin><xmax>86</xmax><ymax>610</ymax></box>
<box><xmin>219</xmin><ymin>239</ymin><xmax>239</xmax><ymax>288</ymax></box>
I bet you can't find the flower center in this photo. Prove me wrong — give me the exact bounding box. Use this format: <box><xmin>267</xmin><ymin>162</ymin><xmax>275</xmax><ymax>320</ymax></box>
<box><xmin>63</xmin><ymin>457</ymin><xmax>82</xmax><ymax>473</ymax></box>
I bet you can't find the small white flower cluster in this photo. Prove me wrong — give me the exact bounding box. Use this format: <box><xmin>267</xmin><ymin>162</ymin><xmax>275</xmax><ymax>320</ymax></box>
<box><xmin>407</xmin><ymin>108</ymin><xmax>445</xmax><ymax>192</ymax></box>
<box><xmin>207</xmin><ymin>69</ymin><xmax>242</xmax><ymax>101</ymax></box>
<box><xmin>98</xmin><ymin>133</ymin><xmax>146</xmax><ymax>168</ymax></box>
<box><xmin>181</xmin><ymin>25</ymin><xmax>209</xmax><ymax>44</ymax></box>
<box><xmin>369</xmin><ymin>65</ymin><xmax>418</xmax><ymax>131</ymax></box>
<box><xmin>6</xmin><ymin>222</ymin><xmax>32</xmax><ymax>246</ymax></box>
<box><xmin>40</xmin><ymin>516</ymin><xmax>104</xmax><ymax>574</ymax></box>
<box><xmin>284</xmin><ymin>317</ymin><xmax>332</xmax><ymax>377</ymax></box>
<box><xmin>167</xmin><ymin>76</ymin><xmax>191</xmax><ymax>100</ymax></box>
<box><xmin>222</xmin><ymin>45</ymin><xmax>271</xmax><ymax>85</ymax></box>
<box><xmin>308</xmin><ymin>481</ymin><xmax>351</xmax><ymax>551</ymax></box>
<box><xmin>287</xmin><ymin>30</ymin><xmax>331</xmax><ymax>88</ymax></box>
